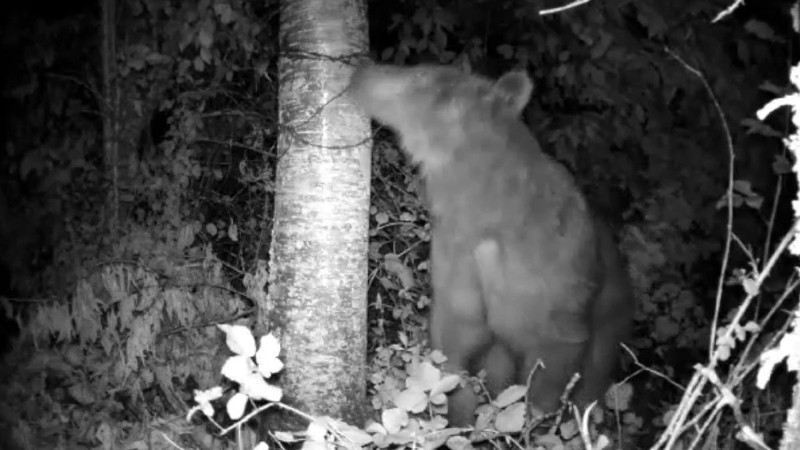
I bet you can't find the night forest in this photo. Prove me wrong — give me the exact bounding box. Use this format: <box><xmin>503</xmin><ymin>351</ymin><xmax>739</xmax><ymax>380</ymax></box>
<box><xmin>1</xmin><ymin>0</ymin><xmax>800</xmax><ymax>449</ymax></box>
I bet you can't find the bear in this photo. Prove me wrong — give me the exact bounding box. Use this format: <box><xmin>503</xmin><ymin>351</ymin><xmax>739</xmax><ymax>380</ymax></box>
<box><xmin>348</xmin><ymin>63</ymin><xmax>635</xmax><ymax>427</ymax></box>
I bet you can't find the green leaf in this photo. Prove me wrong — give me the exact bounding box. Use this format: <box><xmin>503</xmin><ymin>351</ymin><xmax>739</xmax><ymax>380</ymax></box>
<box><xmin>214</xmin><ymin>3</ymin><xmax>234</xmax><ymax>24</ymax></box>
<box><xmin>493</xmin><ymin>385</ymin><xmax>525</xmax><ymax>408</ymax></box>
<box><xmin>744</xmin><ymin>20</ymin><xmax>777</xmax><ymax>42</ymax></box>
<box><xmin>605</xmin><ymin>382</ymin><xmax>633</xmax><ymax>411</ymax></box>
<box><xmin>198</xmin><ymin>21</ymin><xmax>215</xmax><ymax>48</ymax></box>
<box><xmin>494</xmin><ymin>402</ymin><xmax>524</xmax><ymax>433</ymax></box>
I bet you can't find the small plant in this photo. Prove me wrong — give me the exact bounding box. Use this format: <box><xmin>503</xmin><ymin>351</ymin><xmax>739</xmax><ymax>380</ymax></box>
<box><xmin>189</xmin><ymin>324</ymin><xmax>631</xmax><ymax>450</ymax></box>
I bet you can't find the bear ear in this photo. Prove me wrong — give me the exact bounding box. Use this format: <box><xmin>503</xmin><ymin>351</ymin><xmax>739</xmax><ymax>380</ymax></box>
<box><xmin>494</xmin><ymin>70</ymin><xmax>533</xmax><ymax>116</ymax></box>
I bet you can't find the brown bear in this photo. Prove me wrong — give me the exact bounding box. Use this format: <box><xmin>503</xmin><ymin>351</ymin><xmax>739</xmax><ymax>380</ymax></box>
<box><xmin>349</xmin><ymin>63</ymin><xmax>635</xmax><ymax>427</ymax></box>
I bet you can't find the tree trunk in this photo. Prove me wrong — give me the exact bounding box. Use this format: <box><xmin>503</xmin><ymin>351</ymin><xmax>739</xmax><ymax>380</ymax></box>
<box><xmin>99</xmin><ymin>0</ymin><xmax>119</xmax><ymax>232</ymax></box>
<box><xmin>263</xmin><ymin>0</ymin><xmax>371</xmax><ymax>429</ymax></box>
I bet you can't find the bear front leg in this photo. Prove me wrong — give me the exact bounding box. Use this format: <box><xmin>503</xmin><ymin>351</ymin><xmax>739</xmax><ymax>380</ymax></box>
<box><xmin>481</xmin><ymin>341</ymin><xmax>518</xmax><ymax>398</ymax></box>
<box><xmin>429</xmin><ymin>237</ymin><xmax>494</xmax><ymax>427</ymax></box>
<box><xmin>430</xmin><ymin>295</ymin><xmax>494</xmax><ymax>427</ymax></box>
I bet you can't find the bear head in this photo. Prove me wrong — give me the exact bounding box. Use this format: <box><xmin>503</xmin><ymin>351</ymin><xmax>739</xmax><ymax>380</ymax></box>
<box><xmin>348</xmin><ymin>63</ymin><xmax>534</xmax><ymax>173</ymax></box>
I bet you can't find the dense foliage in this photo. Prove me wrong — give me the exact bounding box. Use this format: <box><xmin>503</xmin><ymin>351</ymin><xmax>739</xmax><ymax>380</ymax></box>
<box><xmin>0</xmin><ymin>0</ymin><xmax>797</xmax><ymax>448</ymax></box>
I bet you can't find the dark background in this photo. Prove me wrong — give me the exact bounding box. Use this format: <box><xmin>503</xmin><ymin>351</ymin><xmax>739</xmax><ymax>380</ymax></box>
<box><xmin>1</xmin><ymin>0</ymin><xmax>798</xmax><ymax>448</ymax></box>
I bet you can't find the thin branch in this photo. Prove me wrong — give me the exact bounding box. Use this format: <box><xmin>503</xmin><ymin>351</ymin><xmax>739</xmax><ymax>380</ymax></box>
<box><xmin>712</xmin><ymin>0</ymin><xmax>746</xmax><ymax>24</ymax></box>
<box><xmin>539</xmin><ymin>0</ymin><xmax>591</xmax><ymax>16</ymax></box>
<box><xmin>665</xmin><ymin>47</ymin><xmax>736</xmax><ymax>360</ymax></box>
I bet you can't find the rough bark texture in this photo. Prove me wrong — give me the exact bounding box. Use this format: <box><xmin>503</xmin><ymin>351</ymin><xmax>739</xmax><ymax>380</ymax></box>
<box><xmin>262</xmin><ymin>0</ymin><xmax>371</xmax><ymax>430</ymax></box>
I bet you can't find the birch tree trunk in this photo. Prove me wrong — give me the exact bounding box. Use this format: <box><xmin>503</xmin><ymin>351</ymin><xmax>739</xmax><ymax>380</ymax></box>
<box><xmin>263</xmin><ymin>0</ymin><xmax>371</xmax><ymax>429</ymax></box>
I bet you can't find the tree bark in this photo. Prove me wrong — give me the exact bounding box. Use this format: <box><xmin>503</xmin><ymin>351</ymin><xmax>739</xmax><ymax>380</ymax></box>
<box><xmin>263</xmin><ymin>0</ymin><xmax>371</xmax><ymax>429</ymax></box>
<box><xmin>99</xmin><ymin>0</ymin><xmax>119</xmax><ymax>232</ymax></box>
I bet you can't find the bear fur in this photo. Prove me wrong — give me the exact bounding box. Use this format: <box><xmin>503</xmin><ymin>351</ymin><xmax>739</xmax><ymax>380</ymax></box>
<box><xmin>349</xmin><ymin>63</ymin><xmax>635</xmax><ymax>426</ymax></box>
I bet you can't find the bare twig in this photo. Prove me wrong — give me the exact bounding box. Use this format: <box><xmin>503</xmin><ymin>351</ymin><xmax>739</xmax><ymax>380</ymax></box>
<box><xmin>712</xmin><ymin>0</ymin><xmax>746</xmax><ymax>24</ymax></box>
<box><xmin>665</xmin><ymin>47</ymin><xmax>736</xmax><ymax>360</ymax></box>
<box><xmin>539</xmin><ymin>0</ymin><xmax>591</xmax><ymax>16</ymax></box>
